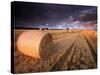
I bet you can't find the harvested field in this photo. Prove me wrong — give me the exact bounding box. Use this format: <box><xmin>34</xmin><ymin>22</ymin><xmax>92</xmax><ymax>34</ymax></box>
<box><xmin>13</xmin><ymin>29</ymin><xmax>97</xmax><ymax>73</ymax></box>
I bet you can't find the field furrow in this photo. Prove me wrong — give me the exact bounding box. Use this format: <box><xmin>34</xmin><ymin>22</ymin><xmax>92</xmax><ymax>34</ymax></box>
<box><xmin>14</xmin><ymin>29</ymin><xmax>97</xmax><ymax>73</ymax></box>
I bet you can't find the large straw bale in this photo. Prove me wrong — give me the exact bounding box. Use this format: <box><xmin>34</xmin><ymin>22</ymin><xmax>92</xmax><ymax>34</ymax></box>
<box><xmin>17</xmin><ymin>30</ymin><xmax>54</xmax><ymax>59</ymax></box>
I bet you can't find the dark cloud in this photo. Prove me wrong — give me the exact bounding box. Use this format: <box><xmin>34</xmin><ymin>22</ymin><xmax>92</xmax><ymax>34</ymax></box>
<box><xmin>12</xmin><ymin>1</ymin><xmax>97</xmax><ymax>29</ymax></box>
<box><xmin>78</xmin><ymin>13</ymin><xmax>97</xmax><ymax>22</ymax></box>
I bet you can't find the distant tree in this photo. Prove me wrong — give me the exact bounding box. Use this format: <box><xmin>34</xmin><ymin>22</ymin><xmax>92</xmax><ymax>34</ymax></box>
<box><xmin>67</xmin><ymin>28</ymin><xmax>69</xmax><ymax>30</ymax></box>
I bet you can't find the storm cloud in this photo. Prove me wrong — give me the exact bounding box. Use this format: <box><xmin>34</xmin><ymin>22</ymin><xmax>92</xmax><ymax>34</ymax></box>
<box><xmin>12</xmin><ymin>1</ymin><xmax>97</xmax><ymax>29</ymax></box>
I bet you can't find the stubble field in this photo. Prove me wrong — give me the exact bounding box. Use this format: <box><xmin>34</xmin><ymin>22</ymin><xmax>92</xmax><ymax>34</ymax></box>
<box><xmin>13</xmin><ymin>29</ymin><xmax>97</xmax><ymax>73</ymax></box>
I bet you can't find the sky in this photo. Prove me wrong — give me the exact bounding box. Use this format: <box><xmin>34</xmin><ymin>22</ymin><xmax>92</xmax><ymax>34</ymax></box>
<box><xmin>12</xmin><ymin>1</ymin><xmax>97</xmax><ymax>29</ymax></box>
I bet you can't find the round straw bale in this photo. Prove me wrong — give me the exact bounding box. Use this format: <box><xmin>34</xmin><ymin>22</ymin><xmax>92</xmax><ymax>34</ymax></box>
<box><xmin>17</xmin><ymin>30</ymin><xmax>54</xmax><ymax>59</ymax></box>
